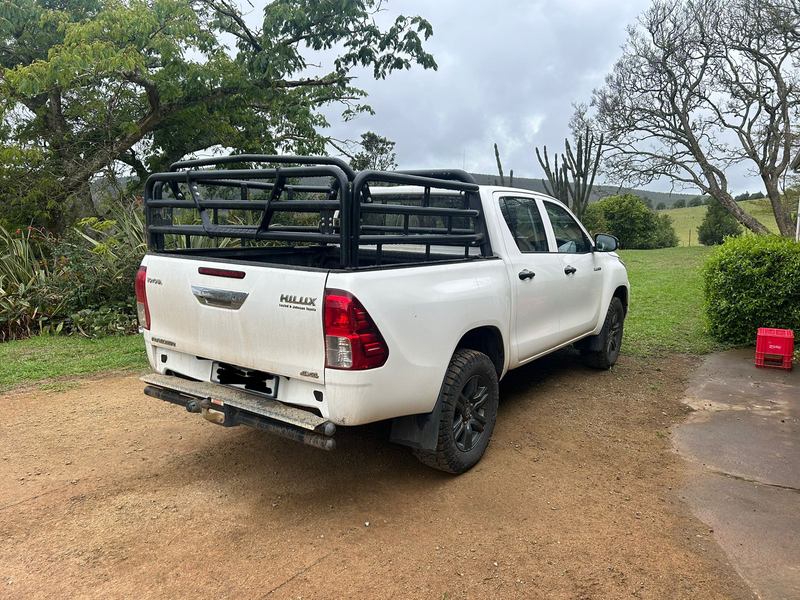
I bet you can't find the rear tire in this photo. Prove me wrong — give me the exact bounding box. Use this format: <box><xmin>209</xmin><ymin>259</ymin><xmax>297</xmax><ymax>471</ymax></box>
<box><xmin>413</xmin><ymin>349</ymin><xmax>499</xmax><ymax>474</ymax></box>
<box><xmin>581</xmin><ymin>297</ymin><xmax>624</xmax><ymax>370</ymax></box>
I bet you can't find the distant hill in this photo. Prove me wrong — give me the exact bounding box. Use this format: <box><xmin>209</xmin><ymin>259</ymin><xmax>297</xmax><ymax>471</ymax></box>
<box><xmin>663</xmin><ymin>199</ymin><xmax>778</xmax><ymax>246</ymax></box>
<box><xmin>469</xmin><ymin>172</ymin><xmax>698</xmax><ymax>207</ymax></box>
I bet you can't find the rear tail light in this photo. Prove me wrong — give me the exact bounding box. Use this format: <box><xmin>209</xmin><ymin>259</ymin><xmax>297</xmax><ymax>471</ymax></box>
<box><xmin>135</xmin><ymin>266</ymin><xmax>151</xmax><ymax>330</ymax></box>
<box><xmin>323</xmin><ymin>289</ymin><xmax>388</xmax><ymax>370</ymax></box>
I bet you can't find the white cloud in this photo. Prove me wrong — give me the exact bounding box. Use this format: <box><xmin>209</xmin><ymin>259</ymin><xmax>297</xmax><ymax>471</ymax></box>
<box><xmin>296</xmin><ymin>0</ymin><xmax>765</xmax><ymax>194</ymax></box>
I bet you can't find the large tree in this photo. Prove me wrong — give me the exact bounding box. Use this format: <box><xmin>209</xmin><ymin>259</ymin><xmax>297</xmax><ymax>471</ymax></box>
<box><xmin>350</xmin><ymin>131</ymin><xmax>397</xmax><ymax>171</ymax></box>
<box><xmin>587</xmin><ymin>0</ymin><xmax>799</xmax><ymax>236</ymax></box>
<box><xmin>0</xmin><ymin>0</ymin><xmax>436</xmax><ymax>229</ymax></box>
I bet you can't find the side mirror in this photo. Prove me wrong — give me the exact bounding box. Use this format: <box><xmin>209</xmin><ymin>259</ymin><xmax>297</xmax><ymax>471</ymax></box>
<box><xmin>594</xmin><ymin>233</ymin><xmax>619</xmax><ymax>252</ymax></box>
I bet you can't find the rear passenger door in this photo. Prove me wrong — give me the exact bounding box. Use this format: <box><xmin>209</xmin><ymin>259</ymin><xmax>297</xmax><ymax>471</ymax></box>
<box><xmin>541</xmin><ymin>200</ymin><xmax>604</xmax><ymax>340</ymax></box>
<box><xmin>495</xmin><ymin>194</ymin><xmax>565</xmax><ymax>362</ymax></box>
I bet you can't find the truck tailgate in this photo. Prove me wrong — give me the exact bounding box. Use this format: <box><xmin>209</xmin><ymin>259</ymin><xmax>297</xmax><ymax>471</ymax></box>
<box><xmin>142</xmin><ymin>254</ymin><xmax>328</xmax><ymax>383</ymax></box>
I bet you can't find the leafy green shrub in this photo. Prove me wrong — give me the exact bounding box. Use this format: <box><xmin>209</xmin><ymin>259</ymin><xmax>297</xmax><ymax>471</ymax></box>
<box><xmin>688</xmin><ymin>197</ymin><xmax>704</xmax><ymax>207</ymax></box>
<box><xmin>672</xmin><ymin>198</ymin><xmax>687</xmax><ymax>208</ymax></box>
<box><xmin>0</xmin><ymin>199</ymin><xmax>147</xmax><ymax>341</ymax></box>
<box><xmin>581</xmin><ymin>203</ymin><xmax>609</xmax><ymax>236</ymax></box>
<box><xmin>0</xmin><ymin>278</ymin><xmax>69</xmax><ymax>341</ymax></box>
<box><xmin>0</xmin><ymin>226</ymin><xmax>71</xmax><ymax>340</ymax></box>
<box><xmin>70</xmin><ymin>304</ymin><xmax>138</xmax><ymax>337</ymax></box>
<box><xmin>653</xmin><ymin>214</ymin><xmax>679</xmax><ymax>248</ymax></box>
<box><xmin>702</xmin><ymin>235</ymin><xmax>800</xmax><ymax>344</ymax></box>
<box><xmin>65</xmin><ymin>200</ymin><xmax>146</xmax><ymax>313</ymax></box>
<box><xmin>697</xmin><ymin>199</ymin><xmax>742</xmax><ymax>245</ymax></box>
<box><xmin>656</xmin><ymin>201</ymin><xmax>666</xmax><ymax>210</ymax></box>
<box><xmin>585</xmin><ymin>194</ymin><xmax>678</xmax><ymax>249</ymax></box>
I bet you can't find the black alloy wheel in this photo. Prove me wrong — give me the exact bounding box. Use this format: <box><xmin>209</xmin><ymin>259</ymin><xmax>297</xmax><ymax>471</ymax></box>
<box><xmin>580</xmin><ymin>296</ymin><xmax>625</xmax><ymax>370</ymax></box>
<box><xmin>606</xmin><ymin>305</ymin><xmax>623</xmax><ymax>358</ymax></box>
<box><xmin>453</xmin><ymin>374</ymin><xmax>490</xmax><ymax>452</ymax></box>
<box><xmin>412</xmin><ymin>349</ymin><xmax>499</xmax><ymax>474</ymax></box>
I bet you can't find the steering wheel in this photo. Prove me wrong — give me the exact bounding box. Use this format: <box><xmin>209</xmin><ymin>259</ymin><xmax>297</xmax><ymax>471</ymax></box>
<box><xmin>515</xmin><ymin>236</ymin><xmax>535</xmax><ymax>252</ymax></box>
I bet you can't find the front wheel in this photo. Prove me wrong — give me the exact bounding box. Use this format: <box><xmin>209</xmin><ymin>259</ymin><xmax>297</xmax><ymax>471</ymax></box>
<box><xmin>581</xmin><ymin>297</ymin><xmax>625</xmax><ymax>370</ymax></box>
<box><xmin>413</xmin><ymin>349</ymin><xmax>499</xmax><ymax>474</ymax></box>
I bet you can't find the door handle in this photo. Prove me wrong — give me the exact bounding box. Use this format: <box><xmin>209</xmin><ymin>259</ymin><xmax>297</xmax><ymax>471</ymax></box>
<box><xmin>518</xmin><ymin>270</ymin><xmax>536</xmax><ymax>281</ymax></box>
<box><xmin>564</xmin><ymin>265</ymin><xmax>577</xmax><ymax>275</ymax></box>
<box><xmin>191</xmin><ymin>285</ymin><xmax>249</xmax><ymax>309</ymax></box>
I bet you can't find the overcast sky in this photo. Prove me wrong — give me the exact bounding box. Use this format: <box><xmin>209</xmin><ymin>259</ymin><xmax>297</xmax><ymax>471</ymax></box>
<box><xmin>260</xmin><ymin>0</ymin><xmax>764</xmax><ymax>196</ymax></box>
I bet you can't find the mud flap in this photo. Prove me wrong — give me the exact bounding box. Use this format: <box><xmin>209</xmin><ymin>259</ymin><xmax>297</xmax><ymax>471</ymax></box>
<box><xmin>574</xmin><ymin>331</ymin><xmax>604</xmax><ymax>352</ymax></box>
<box><xmin>389</xmin><ymin>394</ymin><xmax>443</xmax><ymax>451</ymax></box>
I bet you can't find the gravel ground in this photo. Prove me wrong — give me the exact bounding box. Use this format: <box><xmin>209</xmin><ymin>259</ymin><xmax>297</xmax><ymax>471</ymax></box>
<box><xmin>0</xmin><ymin>350</ymin><xmax>756</xmax><ymax>599</ymax></box>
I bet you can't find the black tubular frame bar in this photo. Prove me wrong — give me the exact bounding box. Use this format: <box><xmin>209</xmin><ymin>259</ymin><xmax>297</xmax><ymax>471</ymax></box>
<box><xmin>143</xmin><ymin>155</ymin><xmax>489</xmax><ymax>269</ymax></box>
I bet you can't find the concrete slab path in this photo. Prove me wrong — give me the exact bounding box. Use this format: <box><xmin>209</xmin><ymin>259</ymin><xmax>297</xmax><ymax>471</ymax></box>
<box><xmin>673</xmin><ymin>348</ymin><xmax>800</xmax><ymax>600</ymax></box>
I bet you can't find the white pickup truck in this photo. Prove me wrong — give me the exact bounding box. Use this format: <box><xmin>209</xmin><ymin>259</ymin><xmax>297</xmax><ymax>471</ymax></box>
<box><xmin>138</xmin><ymin>155</ymin><xmax>629</xmax><ymax>473</ymax></box>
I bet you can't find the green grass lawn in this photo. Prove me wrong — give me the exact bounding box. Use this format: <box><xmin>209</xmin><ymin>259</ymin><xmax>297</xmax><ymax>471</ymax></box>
<box><xmin>663</xmin><ymin>199</ymin><xmax>778</xmax><ymax>246</ymax></box>
<box><xmin>0</xmin><ymin>334</ymin><xmax>148</xmax><ymax>392</ymax></box>
<box><xmin>619</xmin><ymin>246</ymin><xmax>723</xmax><ymax>356</ymax></box>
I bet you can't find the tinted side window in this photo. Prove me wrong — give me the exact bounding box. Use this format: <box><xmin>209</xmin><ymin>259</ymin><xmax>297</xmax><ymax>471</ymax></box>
<box><xmin>498</xmin><ymin>197</ymin><xmax>549</xmax><ymax>253</ymax></box>
<box><xmin>544</xmin><ymin>202</ymin><xmax>591</xmax><ymax>253</ymax></box>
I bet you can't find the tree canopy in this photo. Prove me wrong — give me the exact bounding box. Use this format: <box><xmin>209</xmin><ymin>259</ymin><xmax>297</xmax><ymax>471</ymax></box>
<box><xmin>585</xmin><ymin>0</ymin><xmax>799</xmax><ymax>237</ymax></box>
<box><xmin>582</xmin><ymin>194</ymin><xmax>678</xmax><ymax>249</ymax></box>
<box><xmin>351</xmin><ymin>131</ymin><xmax>397</xmax><ymax>171</ymax></box>
<box><xmin>0</xmin><ymin>0</ymin><xmax>436</xmax><ymax>229</ymax></box>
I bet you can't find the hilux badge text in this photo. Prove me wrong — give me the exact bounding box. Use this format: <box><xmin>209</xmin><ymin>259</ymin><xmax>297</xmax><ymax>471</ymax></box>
<box><xmin>279</xmin><ymin>294</ymin><xmax>318</xmax><ymax>312</ymax></box>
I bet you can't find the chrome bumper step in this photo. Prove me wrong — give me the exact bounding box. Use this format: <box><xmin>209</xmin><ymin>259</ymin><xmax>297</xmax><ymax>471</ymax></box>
<box><xmin>140</xmin><ymin>373</ymin><xmax>334</xmax><ymax>435</ymax></box>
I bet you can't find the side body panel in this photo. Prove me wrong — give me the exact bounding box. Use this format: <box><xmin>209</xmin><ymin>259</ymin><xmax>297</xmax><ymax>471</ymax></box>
<box><xmin>323</xmin><ymin>258</ymin><xmax>511</xmax><ymax>425</ymax></box>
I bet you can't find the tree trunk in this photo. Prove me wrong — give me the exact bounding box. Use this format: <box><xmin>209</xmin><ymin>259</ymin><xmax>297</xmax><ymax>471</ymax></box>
<box><xmin>711</xmin><ymin>189</ymin><xmax>771</xmax><ymax>235</ymax></box>
<box><xmin>763</xmin><ymin>177</ymin><xmax>794</xmax><ymax>236</ymax></box>
<box><xmin>45</xmin><ymin>179</ymin><xmax>98</xmax><ymax>234</ymax></box>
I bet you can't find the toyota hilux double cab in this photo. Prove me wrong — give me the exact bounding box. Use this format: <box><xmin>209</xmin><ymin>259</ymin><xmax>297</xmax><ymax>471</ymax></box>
<box><xmin>137</xmin><ymin>155</ymin><xmax>629</xmax><ymax>473</ymax></box>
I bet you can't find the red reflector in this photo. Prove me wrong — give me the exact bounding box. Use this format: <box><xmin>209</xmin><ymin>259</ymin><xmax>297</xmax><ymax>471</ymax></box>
<box><xmin>198</xmin><ymin>267</ymin><xmax>246</xmax><ymax>279</ymax></box>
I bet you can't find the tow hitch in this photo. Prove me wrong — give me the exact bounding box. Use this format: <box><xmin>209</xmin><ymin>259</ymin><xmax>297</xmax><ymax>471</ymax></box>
<box><xmin>142</xmin><ymin>377</ymin><xmax>336</xmax><ymax>451</ymax></box>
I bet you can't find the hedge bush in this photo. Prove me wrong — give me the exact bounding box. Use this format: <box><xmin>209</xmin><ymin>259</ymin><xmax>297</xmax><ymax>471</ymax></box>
<box><xmin>702</xmin><ymin>235</ymin><xmax>800</xmax><ymax>344</ymax></box>
<box><xmin>697</xmin><ymin>199</ymin><xmax>742</xmax><ymax>245</ymax></box>
<box><xmin>0</xmin><ymin>200</ymin><xmax>145</xmax><ymax>341</ymax></box>
<box><xmin>583</xmin><ymin>194</ymin><xmax>678</xmax><ymax>249</ymax></box>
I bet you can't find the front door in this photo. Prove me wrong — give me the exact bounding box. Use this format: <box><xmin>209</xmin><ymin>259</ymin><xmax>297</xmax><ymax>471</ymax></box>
<box><xmin>542</xmin><ymin>200</ymin><xmax>604</xmax><ymax>340</ymax></box>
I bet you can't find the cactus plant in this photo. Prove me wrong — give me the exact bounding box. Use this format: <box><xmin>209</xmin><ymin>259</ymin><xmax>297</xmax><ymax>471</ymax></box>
<box><xmin>536</xmin><ymin>127</ymin><xmax>603</xmax><ymax>221</ymax></box>
<box><xmin>494</xmin><ymin>143</ymin><xmax>505</xmax><ymax>186</ymax></box>
<box><xmin>535</xmin><ymin>146</ymin><xmax>571</xmax><ymax>207</ymax></box>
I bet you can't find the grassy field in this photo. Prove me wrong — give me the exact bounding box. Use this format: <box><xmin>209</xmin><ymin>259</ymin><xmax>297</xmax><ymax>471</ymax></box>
<box><xmin>663</xmin><ymin>199</ymin><xmax>778</xmax><ymax>246</ymax></box>
<box><xmin>618</xmin><ymin>246</ymin><xmax>722</xmax><ymax>356</ymax></box>
<box><xmin>0</xmin><ymin>334</ymin><xmax>148</xmax><ymax>392</ymax></box>
<box><xmin>0</xmin><ymin>246</ymin><xmax>721</xmax><ymax>391</ymax></box>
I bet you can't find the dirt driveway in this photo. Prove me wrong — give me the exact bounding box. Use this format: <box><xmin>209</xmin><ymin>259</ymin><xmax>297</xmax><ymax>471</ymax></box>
<box><xmin>1</xmin><ymin>350</ymin><xmax>754</xmax><ymax>599</ymax></box>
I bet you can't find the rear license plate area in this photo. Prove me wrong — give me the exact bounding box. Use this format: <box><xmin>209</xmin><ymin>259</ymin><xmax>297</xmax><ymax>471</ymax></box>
<box><xmin>211</xmin><ymin>362</ymin><xmax>279</xmax><ymax>399</ymax></box>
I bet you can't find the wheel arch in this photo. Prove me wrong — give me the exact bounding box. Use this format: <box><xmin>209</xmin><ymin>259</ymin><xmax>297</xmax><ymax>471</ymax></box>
<box><xmin>390</xmin><ymin>325</ymin><xmax>505</xmax><ymax>452</ymax></box>
<box><xmin>454</xmin><ymin>325</ymin><xmax>505</xmax><ymax>379</ymax></box>
<box><xmin>613</xmin><ymin>285</ymin><xmax>629</xmax><ymax>317</ymax></box>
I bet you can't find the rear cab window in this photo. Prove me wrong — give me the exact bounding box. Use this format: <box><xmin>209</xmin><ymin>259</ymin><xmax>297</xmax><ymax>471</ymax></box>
<box><xmin>498</xmin><ymin>196</ymin><xmax>550</xmax><ymax>253</ymax></box>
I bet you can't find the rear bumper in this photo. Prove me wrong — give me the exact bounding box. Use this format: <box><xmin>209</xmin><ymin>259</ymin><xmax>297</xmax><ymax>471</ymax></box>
<box><xmin>141</xmin><ymin>373</ymin><xmax>336</xmax><ymax>450</ymax></box>
<box><xmin>144</xmin><ymin>344</ymin><xmax>443</xmax><ymax>426</ymax></box>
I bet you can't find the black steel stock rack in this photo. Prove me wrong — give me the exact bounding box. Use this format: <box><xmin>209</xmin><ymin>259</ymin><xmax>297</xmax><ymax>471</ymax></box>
<box><xmin>144</xmin><ymin>155</ymin><xmax>491</xmax><ymax>269</ymax></box>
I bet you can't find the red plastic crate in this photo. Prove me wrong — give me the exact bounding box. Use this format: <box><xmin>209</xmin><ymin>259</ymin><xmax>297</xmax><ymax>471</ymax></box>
<box><xmin>755</xmin><ymin>328</ymin><xmax>794</xmax><ymax>371</ymax></box>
